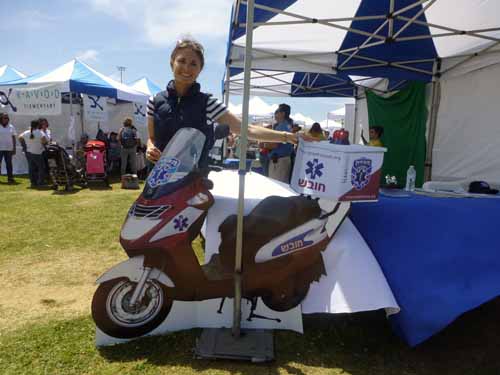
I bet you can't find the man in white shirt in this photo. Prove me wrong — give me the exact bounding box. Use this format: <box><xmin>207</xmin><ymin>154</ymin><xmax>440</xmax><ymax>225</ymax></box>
<box><xmin>19</xmin><ymin>120</ymin><xmax>48</xmax><ymax>187</ymax></box>
<box><xmin>0</xmin><ymin>113</ymin><xmax>17</xmax><ymax>183</ymax></box>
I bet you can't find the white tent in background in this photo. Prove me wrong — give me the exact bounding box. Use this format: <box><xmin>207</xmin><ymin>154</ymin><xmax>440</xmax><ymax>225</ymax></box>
<box><xmin>292</xmin><ymin>112</ymin><xmax>314</xmax><ymax>127</ymax></box>
<box><xmin>327</xmin><ymin>107</ymin><xmax>345</xmax><ymax>122</ymax></box>
<box><xmin>130</xmin><ymin>77</ymin><xmax>162</xmax><ymax>98</ymax></box>
<box><xmin>228</xmin><ymin>96</ymin><xmax>278</xmax><ymax>121</ymax></box>
<box><xmin>0</xmin><ymin>65</ymin><xmax>26</xmax><ymax>82</ymax></box>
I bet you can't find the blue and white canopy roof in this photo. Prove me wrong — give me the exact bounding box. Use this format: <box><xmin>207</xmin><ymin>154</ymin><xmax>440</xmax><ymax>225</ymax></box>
<box><xmin>129</xmin><ymin>77</ymin><xmax>163</xmax><ymax>97</ymax></box>
<box><xmin>0</xmin><ymin>65</ymin><xmax>26</xmax><ymax>83</ymax></box>
<box><xmin>225</xmin><ymin>0</ymin><xmax>500</xmax><ymax>97</ymax></box>
<box><xmin>2</xmin><ymin>59</ymin><xmax>149</xmax><ymax>103</ymax></box>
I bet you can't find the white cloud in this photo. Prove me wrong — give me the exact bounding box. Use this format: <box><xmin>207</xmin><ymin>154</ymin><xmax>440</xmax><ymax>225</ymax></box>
<box><xmin>89</xmin><ymin>0</ymin><xmax>233</xmax><ymax>47</ymax></box>
<box><xmin>76</xmin><ymin>49</ymin><xmax>99</xmax><ymax>63</ymax></box>
<box><xmin>229</xmin><ymin>97</ymin><xmax>278</xmax><ymax>117</ymax></box>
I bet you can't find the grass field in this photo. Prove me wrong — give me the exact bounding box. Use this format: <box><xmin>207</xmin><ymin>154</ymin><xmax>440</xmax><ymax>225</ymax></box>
<box><xmin>0</xmin><ymin>175</ymin><xmax>499</xmax><ymax>375</ymax></box>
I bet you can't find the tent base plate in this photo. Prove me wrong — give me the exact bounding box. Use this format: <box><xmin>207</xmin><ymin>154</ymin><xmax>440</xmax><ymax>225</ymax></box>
<box><xmin>194</xmin><ymin>328</ymin><xmax>274</xmax><ymax>362</ymax></box>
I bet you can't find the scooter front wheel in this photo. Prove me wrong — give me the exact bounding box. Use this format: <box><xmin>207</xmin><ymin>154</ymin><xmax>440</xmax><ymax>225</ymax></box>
<box><xmin>91</xmin><ymin>277</ymin><xmax>172</xmax><ymax>339</ymax></box>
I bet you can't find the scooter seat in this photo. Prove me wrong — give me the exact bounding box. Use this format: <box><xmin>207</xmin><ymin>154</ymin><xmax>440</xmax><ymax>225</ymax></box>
<box><xmin>218</xmin><ymin>195</ymin><xmax>321</xmax><ymax>271</ymax></box>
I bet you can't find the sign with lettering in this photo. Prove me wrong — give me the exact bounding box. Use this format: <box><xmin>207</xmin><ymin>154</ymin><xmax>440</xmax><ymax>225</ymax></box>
<box><xmin>0</xmin><ymin>84</ymin><xmax>61</xmax><ymax>115</ymax></box>
<box><xmin>133</xmin><ymin>102</ymin><xmax>147</xmax><ymax>126</ymax></box>
<box><xmin>83</xmin><ymin>95</ymin><xmax>108</xmax><ymax>122</ymax></box>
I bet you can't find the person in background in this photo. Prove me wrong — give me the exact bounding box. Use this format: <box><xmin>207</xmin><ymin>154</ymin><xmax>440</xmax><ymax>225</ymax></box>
<box><xmin>268</xmin><ymin>104</ymin><xmax>294</xmax><ymax>183</ymax></box>
<box><xmin>258</xmin><ymin>124</ymin><xmax>274</xmax><ymax>177</ymax></box>
<box><xmin>75</xmin><ymin>133</ymin><xmax>89</xmax><ymax>170</ymax></box>
<box><xmin>307</xmin><ymin>122</ymin><xmax>327</xmax><ymax>141</ymax></box>
<box><xmin>289</xmin><ymin>123</ymin><xmax>303</xmax><ymax>181</ymax></box>
<box><xmin>19</xmin><ymin>120</ymin><xmax>47</xmax><ymax>187</ymax></box>
<box><xmin>107</xmin><ymin>132</ymin><xmax>121</xmax><ymax>173</ymax></box>
<box><xmin>39</xmin><ymin>118</ymin><xmax>51</xmax><ymax>184</ymax></box>
<box><xmin>136</xmin><ymin>138</ymin><xmax>147</xmax><ymax>180</ymax></box>
<box><xmin>39</xmin><ymin>118</ymin><xmax>51</xmax><ymax>142</ymax></box>
<box><xmin>118</xmin><ymin>117</ymin><xmax>138</xmax><ymax>176</ymax></box>
<box><xmin>0</xmin><ymin>113</ymin><xmax>17</xmax><ymax>183</ymax></box>
<box><xmin>361</xmin><ymin>126</ymin><xmax>384</xmax><ymax>147</ymax></box>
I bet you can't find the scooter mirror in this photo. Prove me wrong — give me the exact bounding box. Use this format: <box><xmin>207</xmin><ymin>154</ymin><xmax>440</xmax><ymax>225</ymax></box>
<box><xmin>214</xmin><ymin>124</ymin><xmax>230</xmax><ymax>140</ymax></box>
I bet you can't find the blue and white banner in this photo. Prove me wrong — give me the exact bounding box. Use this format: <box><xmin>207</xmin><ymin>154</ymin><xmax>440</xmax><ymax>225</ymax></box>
<box><xmin>0</xmin><ymin>84</ymin><xmax>61</xmax><ymax>115</ymax></box>
<box><xmin>83</xmin><ymin>94</ymin><xmax>108</xmax><ymax>122</ymax></box>
<box><xmin>132</xmin><ymin>102</ymin><xmax>147</xmax><ymax>126</ymax></box>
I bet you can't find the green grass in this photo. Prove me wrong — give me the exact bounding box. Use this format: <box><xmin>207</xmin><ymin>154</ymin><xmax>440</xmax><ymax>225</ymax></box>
<box><xmin>0</xmin><ymin>175</ymin><xmax>499</xmax><ymax>374</ymax></box>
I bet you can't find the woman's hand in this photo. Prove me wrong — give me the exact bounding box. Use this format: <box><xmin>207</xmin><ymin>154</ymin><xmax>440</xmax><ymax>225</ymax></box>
<box><xmin>146</xmin><ymin>144</ymin><xmax>161</xmax><ymax>162</ymax></box>
<box><xmin>293</xmin><ymin>131</ymin><xmax>319</xmax><ymax>144</ymax></box>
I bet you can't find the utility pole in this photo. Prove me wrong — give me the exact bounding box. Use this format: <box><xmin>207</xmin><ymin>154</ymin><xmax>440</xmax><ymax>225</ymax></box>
<box><xmin>117</xmin><ymin>66</ymin><xmax>126</xmax><ymax>83</ymax></box>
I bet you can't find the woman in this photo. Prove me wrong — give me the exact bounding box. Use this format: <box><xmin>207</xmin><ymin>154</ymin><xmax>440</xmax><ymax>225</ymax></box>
<box><xmin>146</xmin><ymin>38</ymin><xmax>311</xmax><ymax>168</ymax></box>
<box><xmin>307</xmin><ymin>122</ymin><xmax>327</xmax><ymax>141</ymax></box>
<box><xmin>18</xmin><ymin>120</ymin><xmax>48</xmax><ymax>187</ymax></box>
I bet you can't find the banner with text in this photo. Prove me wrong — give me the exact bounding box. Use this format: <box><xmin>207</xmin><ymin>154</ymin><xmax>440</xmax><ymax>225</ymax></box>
<box><xmin>132</xmin><ymin>102</ymin><xmax>147</xmax><ymax>127</ymax></box>
<box><xmin>0</xmin><ymin>84</ymin><xmax>62</xmax><ymax>115</ymax></box>
<box><xmin>83</xmin><ymin>95</ymin><xmax>108</xmax><ymax>122</ymax></box>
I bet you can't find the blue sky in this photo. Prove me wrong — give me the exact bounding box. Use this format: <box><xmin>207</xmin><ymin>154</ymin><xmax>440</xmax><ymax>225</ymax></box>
<box><xmin>3</xmin><ymin>0</ymin><xmax>352</xmax><ymax>122</ymax></box>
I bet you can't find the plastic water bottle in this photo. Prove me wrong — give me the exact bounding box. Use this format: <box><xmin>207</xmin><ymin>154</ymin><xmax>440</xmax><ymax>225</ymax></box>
<box><xmin>405</xmin><ymin>165</ymin><xmax>416</xmax><ymax>191</ymax></box>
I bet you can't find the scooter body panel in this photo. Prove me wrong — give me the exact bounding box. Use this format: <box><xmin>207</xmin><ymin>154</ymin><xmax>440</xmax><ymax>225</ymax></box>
<box><xmin>254</xmin><ymin>217</ymin><xmax>329</xmax><ymax>263</ymax></box>
<box><xmin>95</xmin><ymin>255</ymin><xmax>175</xmax><ymax>288</ymax></box>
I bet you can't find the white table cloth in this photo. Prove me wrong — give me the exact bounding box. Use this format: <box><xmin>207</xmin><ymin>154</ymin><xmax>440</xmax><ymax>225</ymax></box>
<box><xmin>205</xmin><ymin>170</ymin><xmax>399</xmax><ymax>315</ymax></box>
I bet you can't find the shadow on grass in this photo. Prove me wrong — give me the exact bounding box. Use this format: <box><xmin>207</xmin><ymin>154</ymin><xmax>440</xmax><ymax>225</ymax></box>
<box><xmin>0</xmin><ymin>180</ymin><xmax>21</xmax><ymax>185</ymax></box>
<box><xmin>2</xmin><ymin>299</ymin><xmax>499</xmax><ymax>375</ymax></box>
<box><xmin>96</xmin><ymin>297</ymin><xmax>500</xmax><ymax>375</ymax></box>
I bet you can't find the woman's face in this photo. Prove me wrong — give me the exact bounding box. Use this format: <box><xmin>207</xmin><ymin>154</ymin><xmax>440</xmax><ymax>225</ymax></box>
<box><xmin>1</xmin><ymin>116</ymin><xmax>8</xmax><ymax>125</ymax></box>
<box><xmin>171</xmin><ymin>48</ymin><xmax>202</xmax><ymax>86</ymax></box>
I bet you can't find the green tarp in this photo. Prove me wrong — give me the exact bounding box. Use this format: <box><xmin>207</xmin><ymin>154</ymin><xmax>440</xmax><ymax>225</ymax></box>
<box><xmin>366</xmin><ymin>81</ymin><xmax>427</xmax><ymax>187</ymax></box>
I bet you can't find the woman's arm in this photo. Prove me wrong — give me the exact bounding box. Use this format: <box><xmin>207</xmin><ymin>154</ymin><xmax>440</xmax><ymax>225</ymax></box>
<box><xmin>218</xmin><ymin>111</ymin><xmax>304</xmax><ymax>144</ymax></box>
<box><xmin>146</xmin><ymin>116</ymin><xmax>161</xmax><ymax>162</ymax></box>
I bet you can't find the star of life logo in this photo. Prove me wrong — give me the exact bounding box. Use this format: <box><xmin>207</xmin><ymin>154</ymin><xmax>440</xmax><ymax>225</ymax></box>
<box><xmin>147</xmin><ymin>157</ymin><xmax>180</xmax><ymax>188</ymax></box>
<box><xmin>298</xmin><ymin>158</ymin><xmax>326</xmax><ymax>192</ymax></box>
<box><xmin>173</xmin><ymin>215</ymin><xmax>189</xmax><ymax>231</ymax></box>
<box><xmin>305</xmin><ymin>158</ymin><xmax>324</xmax><ymax>180</ymax></box>
<box><xmin>351</xmin><ymin>157</ymin><xmax>372</xmax><ymax>190</ymax></box>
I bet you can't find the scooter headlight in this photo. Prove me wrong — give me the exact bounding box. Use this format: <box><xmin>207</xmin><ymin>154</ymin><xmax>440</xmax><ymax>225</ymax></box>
<box><xmin>187</xmin><ymin>192</ymin><xmax>210</xmax><ymax>207</ymax></box>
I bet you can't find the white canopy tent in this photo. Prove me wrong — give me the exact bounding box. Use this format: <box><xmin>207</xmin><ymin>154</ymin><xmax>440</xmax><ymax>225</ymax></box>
<box><xmin>225</xmin><ymin>0</ymin><xmax>500</xmax><ymax>184</ymax></box>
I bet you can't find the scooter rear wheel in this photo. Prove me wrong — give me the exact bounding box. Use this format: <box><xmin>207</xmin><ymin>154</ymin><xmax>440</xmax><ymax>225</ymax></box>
<box><xmin>92</xmin><ymin>277</ymin><xmax>172</xmax><ymax>339</ymax></box>
<box><xmin>261</xmin><ymin>284</ymin><xmax>310</xmax><ymax>312</ymax></box>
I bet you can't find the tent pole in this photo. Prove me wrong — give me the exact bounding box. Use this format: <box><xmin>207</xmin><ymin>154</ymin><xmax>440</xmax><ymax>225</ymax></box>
<box><xmin>425</xmin><ymin>60</ymin><xmax>441</xmax><ymax>182</ymax></box>
<box><xmin>232</xmin><ymin>0</ymin><xmax>254</xmax><ymax>339</ymax></box>
<box><xmin>79</xmin><ymin>94</ymin><xmax>85</xmax><ymax>135</ymax></box>
<box><xmin>353</xmin><ymin>87</ymin><xmax>358</xmax><ymax>144</ymax></box>
<box><xmin>223</xmin><ymin>67</ymin><xmax>231</xmax><ymax>160</ymax></box>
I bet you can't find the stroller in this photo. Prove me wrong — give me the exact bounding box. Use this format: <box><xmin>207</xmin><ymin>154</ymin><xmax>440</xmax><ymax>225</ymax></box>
<box><xmin>46</xmin><ymin>143</ymin><xmax>86</xmax><ymax>191</ymax></box>
<box><xmin>84</xmin><ymin>140</ymin><xmax>110</xmax><ymax>186</ymax></box>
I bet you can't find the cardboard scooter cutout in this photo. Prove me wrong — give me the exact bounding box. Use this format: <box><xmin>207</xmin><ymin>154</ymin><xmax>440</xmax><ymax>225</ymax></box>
<box><xmin>92</xmin><ymin>127</ymin><xmax>352</xmax><ymax>344</ymax></box>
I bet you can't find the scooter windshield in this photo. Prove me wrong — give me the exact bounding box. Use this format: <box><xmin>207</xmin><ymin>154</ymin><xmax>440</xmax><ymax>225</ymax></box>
<box><xmin>143</xmin><ymin>128</ymin><xmax>206</xmax><ymax>200</ymax></box>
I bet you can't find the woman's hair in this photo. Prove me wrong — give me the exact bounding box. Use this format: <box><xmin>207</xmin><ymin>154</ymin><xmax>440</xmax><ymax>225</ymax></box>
<box><xmin>38</xmin><ymin>118</ymin><xmax>48</xmax><ymax>127</ymax></box>
<box><xmin>370</xmin><ymin>126</ymin><xmax>384</xmax><ymax>138</ymax></box>
<box><xmin>310</xmin><ymin>122</ymin><xmax>323</xmax><ymax>133</ymax></box>
<box><xmin>123</xmin><ymin>117</ymin><xmax>133</xmax><ymax>126</ymax></box>
<box><xmin>171</xmin><ymin>37</ymin><xmax>205</xmax><ymax>69</ymax></box>
<box><xmin>0</xmin><ymin>112</ymin><xmax>7</xmax><ymax>126</ymax></box>
<box><xmin>30</xmin><ymin>120</ymin><xmax>40</xmax><ymax>139</ymax></box>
